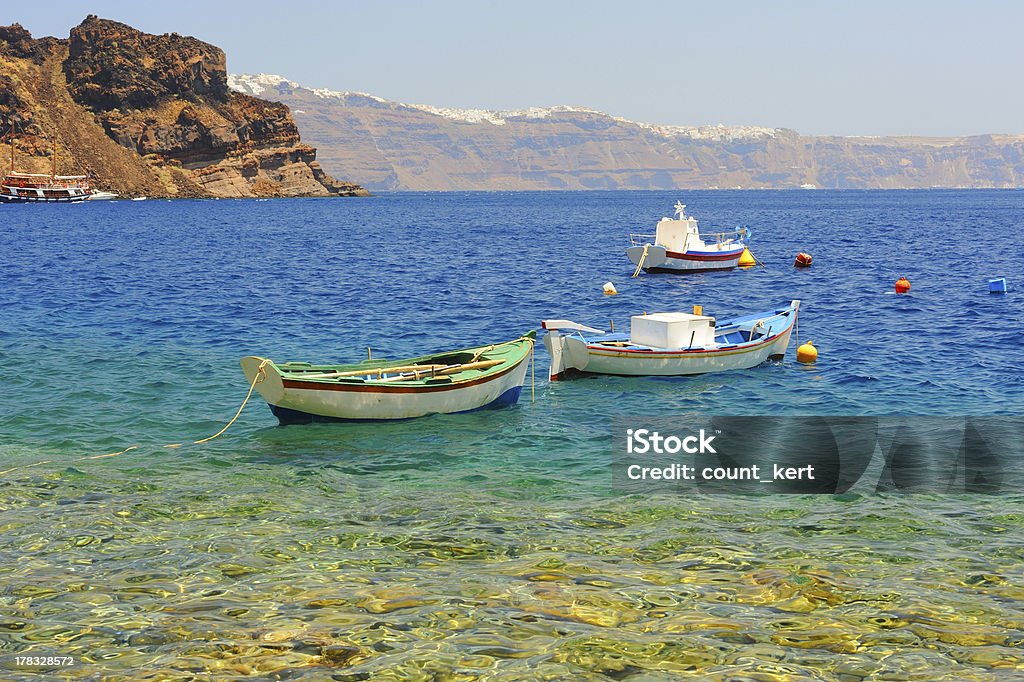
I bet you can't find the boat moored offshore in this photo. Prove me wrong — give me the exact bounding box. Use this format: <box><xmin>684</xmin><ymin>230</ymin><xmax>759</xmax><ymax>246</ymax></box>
<box><xmin>1</xmin><ymin>172</ymin><xmax>93</xmax><ymax>203</ymax></box>
<box><xmin>626</xmin><ymin>201</ymin><xmax>749</xmax><ymax>273</ymax></box>
<box><xmin>1</xmin><ymin>124</ymin><xmax>92</xmax><ymax>203</ymax></box>
<box><xmin>542</xmin><ymin>301</ymin><xmax>799</xmax><ymax>380</ymax></box>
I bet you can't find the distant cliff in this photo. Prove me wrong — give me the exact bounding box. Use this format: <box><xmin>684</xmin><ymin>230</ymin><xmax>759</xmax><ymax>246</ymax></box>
<box><xmin>0</xmin><ymin>19</ymin><xmax>367</xmax><ymax>198</ymax></box>
<box><xmin>229</xmin><ymin>74</ymin><xmax>1024</xmax><ymax>192</ymax></box>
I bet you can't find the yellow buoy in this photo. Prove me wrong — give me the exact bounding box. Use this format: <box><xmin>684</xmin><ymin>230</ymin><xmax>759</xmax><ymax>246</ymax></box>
<box><xmin>603</xmin><ymin>281</ymin><xmax>618</xmax><ymax>295</ymax></box>
<box><xmin>738</xmin><ymin>247</ymin><xmax>756</xmax><ymax>267</ymax></box>
<box><xmin>796</xmin><ymin>340</ymin><xmax>818</xmax><ymax>364</ymax></box>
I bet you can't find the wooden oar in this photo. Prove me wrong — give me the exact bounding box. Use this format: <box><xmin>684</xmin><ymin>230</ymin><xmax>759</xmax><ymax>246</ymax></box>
<box><xmin>292</xmin><ymin>364</ymin><xmax>448</xmax><ymax>380</ymax></box>
<box><xmin>376</xmin><ymin>359</ymin><xmax>505</xmax><ymax>383</ymax></box>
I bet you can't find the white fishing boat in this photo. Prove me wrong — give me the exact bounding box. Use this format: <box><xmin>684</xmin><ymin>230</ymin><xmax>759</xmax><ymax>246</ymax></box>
<box><xmin>542</xmin><ymin>301</ymin><xmax>799</xmax><ymax>380</ymax></box>
<box><xmin>88</xmin><ymin>190</ymin><xmax>119</xmax><ymax>200</ymax></box>
<box><xmin>240</xmin><ymin>333</ymin><xmax>535</xmax><ymax>424</ymax></box>
<box><xmin>626</xmin><ymin>201</ymin><xmax>749</xmax><ymax>274</ymax></box>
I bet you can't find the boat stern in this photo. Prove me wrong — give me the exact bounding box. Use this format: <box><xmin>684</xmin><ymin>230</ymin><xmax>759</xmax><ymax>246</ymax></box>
<box><xmin>626</xmin><ymin>244</ymin><xmax>668</xmax><ymax>270</ymax></box>
<box><xmin>541</xmin><ymin>320</ymin><xmax>600</xmax><ymax>380</ymax></box>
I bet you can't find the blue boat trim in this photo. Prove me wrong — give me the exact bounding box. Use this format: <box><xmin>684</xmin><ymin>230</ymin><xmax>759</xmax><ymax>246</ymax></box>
<box><xmin>581</xmin><ymin>302</ymin><xmax>796</xmax><ymax>355</ymax></box>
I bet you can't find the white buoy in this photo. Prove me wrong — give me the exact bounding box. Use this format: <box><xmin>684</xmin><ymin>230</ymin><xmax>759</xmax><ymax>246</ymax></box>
<box><xmin>603</xmin><ymin>282</ymin><xmax>618</xmax><ymax>295</ymax></box>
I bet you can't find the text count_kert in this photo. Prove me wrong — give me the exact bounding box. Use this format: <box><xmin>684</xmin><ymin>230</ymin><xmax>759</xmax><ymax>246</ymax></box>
<box><xmin>625</xmin><ymin>463</ymin><xmax>817</xmax><ymax>481</ymax></box>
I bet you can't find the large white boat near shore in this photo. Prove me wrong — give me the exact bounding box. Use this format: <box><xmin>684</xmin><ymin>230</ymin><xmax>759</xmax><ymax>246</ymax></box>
<box><xmin>1</xmin><ymin>125</ymin><xmax>93</xmax><ymax>203</ymax></box>
<box><xmin>1</xmin><ymin>171</ymin><xmax>93</xmax><ymax>203</ymax></box>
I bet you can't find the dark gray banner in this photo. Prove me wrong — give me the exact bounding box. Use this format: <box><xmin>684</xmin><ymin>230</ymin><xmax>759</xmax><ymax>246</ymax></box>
<box><xmin>612</xmin><ymin>416</ymin><xmax>1024</xmax><ymax>494</ymax></box>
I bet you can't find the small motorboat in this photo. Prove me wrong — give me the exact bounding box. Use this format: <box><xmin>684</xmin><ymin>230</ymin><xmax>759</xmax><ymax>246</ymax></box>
<box><xmin>88</xmin><ymin>190</ymin><xmax>119</xmax><ymax>200</ymax></box>
<box><xmin>626</xmin><ymin>201</ymin><xmax>749</xmax><ymax>274</ymax></box>
<box><xmin>240</xmin><ymin>333</ymin><xmax>535</xmax><ymax>424</ymax></box>
<box><xmin>542</xmin><ymin>301</ymin><xmax>799</xmax><ymax>380</ymax></box>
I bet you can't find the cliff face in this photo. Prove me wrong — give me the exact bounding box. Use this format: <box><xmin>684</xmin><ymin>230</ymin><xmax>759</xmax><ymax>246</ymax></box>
<box><xmin>229</xmin><ymin>75</ymin><xmax>1024</xmax><ymax>191</ymax></box>
<box><xmin>0</xmin><ymin>18</ymin><xmax>367</xmax><ymax>198</ymax></box>
<box><xmin>64</xmin><ymin>18</ymin><xmax>230</xmax><ymax>111</ymax></box>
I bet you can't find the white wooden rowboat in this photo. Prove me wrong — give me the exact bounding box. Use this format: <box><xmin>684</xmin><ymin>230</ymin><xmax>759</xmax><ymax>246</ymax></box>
<box><xmin>240</xmin><ymin>333</ymin><xmax>535</xmax><ymax>423</ymax></box>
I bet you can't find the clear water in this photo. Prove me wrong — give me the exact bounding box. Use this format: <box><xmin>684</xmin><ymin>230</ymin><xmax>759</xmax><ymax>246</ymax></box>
<box><xmin>1</xmin><ymin>191</ymin><xmax>1023</xmax><ymax>680</ymax></box>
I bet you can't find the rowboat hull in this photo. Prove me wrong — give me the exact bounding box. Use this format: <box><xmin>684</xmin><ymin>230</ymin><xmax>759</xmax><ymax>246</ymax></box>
<box><xmin>240</xmin><ymin>334</ymin><xmax>534</xmax><ymax>424</ymax></box>
<box><xmin>543</xmin><ymin>301</ymin><xmax>799</xmax><ymax>379</ymax></box>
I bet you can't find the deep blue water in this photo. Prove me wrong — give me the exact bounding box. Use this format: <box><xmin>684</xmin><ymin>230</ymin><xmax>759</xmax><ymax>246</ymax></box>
<box><xmin>2</xmin><ymin>190</ymin><xmax>1022</xmax><ymax>448</ymax></box>
<box><xmin>1</xmin><ymin>191</ymin><xmax>1023</xmax><ymax>680</ymax></box>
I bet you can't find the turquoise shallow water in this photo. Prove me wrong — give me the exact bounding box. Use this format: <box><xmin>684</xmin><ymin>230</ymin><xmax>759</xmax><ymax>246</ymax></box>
<box><xmin>1</xmin><ymin>191</ymin><xmax>1023</xmax><ymax>680</ymax></box>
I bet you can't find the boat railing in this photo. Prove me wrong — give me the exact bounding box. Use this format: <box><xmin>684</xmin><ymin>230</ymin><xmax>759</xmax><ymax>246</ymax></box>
<box><xmin>700</xmin><ymin>227</ymin><xmax>748</xmax><ymax>245</ymax></box>
<box><xmin>631</xmin><ymin>227</ymin><xmax>748</xmax><ymax>247</ymax></box>
<box><xmin>629</xmin><ymin>233</ymin><xmax>657</xmax><ymax>246</ymax></box>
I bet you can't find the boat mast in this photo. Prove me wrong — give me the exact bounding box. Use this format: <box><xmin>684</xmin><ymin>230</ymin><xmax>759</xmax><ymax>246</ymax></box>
<box><xmin>8</xmin><ymin>122</ymin><xmax>13</xmax><ymax>175</ymax></box>
<box><xmin>51</xmin><ymin>129</ymin><xmax>57</xmax><ymax>181</ymax></box>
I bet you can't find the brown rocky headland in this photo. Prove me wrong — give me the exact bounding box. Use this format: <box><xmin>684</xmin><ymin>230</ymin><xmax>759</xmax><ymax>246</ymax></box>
<box><xmin>0</xmin><ymin>17</ymin><xmax>368</xmax><ymax>198</ymax></box>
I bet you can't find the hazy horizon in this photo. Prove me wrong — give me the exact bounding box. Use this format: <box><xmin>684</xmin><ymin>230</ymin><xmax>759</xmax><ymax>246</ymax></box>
<box><xmin>6</xmin><ymin>1</ymin><xmax>1024</xmax><ymax>138</ymax></box>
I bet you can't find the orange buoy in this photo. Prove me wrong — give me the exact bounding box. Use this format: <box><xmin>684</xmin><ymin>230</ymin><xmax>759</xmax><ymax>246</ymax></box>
<box><xmin>794</xmin><ymin>252</ymin><xmax>812</xmax><ymax>268</ymax></box>
<box><xmin>895</xmin><ymin>276</ymin><xmax>911</xmax><ymax>294</ymax></box>
<box><xmin>796</xmin><ymin>340</ymin><xmax>818</xmax><ymax>364</ymax></box>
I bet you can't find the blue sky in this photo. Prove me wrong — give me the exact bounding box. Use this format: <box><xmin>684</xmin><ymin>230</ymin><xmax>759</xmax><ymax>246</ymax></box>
<box><xmin>5</xmin><ymin>1</ymin><xmax>1023</xmax><ymax>137</ymax></box>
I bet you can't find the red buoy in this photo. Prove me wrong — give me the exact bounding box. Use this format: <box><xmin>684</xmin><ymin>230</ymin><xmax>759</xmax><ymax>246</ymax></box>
<box><xmin>794</xmin><ymin>252</ymin><xmax>812</xmax><ymax>268</ymax></box>
<box><xmin>895</xmin><ymin>276</ymin><xmax>911</xmax><ymax>294</ymax></box>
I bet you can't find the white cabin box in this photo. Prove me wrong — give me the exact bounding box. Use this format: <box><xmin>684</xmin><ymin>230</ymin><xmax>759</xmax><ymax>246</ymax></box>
<box><xmin>654</xmin><ymin>215</ymin><xmax>700</xmax><ymax>253</ymax></box>
<box><xmin>630</xmin><ymin>312</ymin><xmax>715</xmax><ymax>349</ymax></box>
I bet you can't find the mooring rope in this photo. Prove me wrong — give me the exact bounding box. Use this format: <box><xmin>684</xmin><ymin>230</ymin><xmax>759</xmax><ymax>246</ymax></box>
<box><xmin>1</xmin><ymin>333</ymin><xmax>542</xmax><ymax>478</ymax></box>
<box><xmin>632</xmin><ymin>243</ymin><xmax>650</xmax><ymax>278</ymax></box>
<box><xmin>165</xmin><ymin>358</ymin><xmax>270</xmax><ymax>448</ymax></box>
<box><xmin>0</xmin><ymin>442</ymin><xmax>146</xmax><ymax>476</ymax></box>
<box><xmin>531</xmin><ymin>339</ymin><xmax>536</xmax><ymax>403</ymax></box>
<box><xmin>0</xmin><ymin>460</ymin><xmax>53</xmax><ymax>476</ymax></box>
<box><xmin>1</xmin><ymin>360</ymin><xmax>270</xmax><ymax>477</ymax></box>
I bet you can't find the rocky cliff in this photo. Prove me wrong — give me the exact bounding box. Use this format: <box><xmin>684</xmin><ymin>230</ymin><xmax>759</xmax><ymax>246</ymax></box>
<box><xmin>0</xmin><ymin>19</ymin><xmax>367</xmax><ymax>198</ymax></box>
<box><xmin>229</xmin><ymin>74</ymin><xmax>1024</xmax><ymax>192</ymax></box>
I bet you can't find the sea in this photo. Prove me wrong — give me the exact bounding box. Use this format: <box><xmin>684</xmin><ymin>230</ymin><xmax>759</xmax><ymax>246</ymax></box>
<box><xmin>1</xmin><ymin>190</ymin><xmax>1023</xmax><ymax>680</ymax></box>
